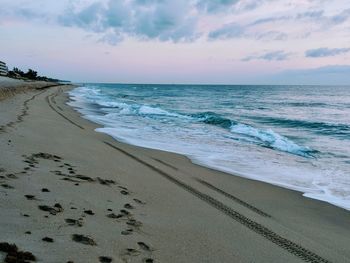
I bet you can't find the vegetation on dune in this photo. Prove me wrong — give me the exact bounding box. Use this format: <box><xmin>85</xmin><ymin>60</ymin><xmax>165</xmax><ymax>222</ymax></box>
<box><xmin>7</xmin><ymin>67</ymin><xmax>64</xmax><ymax>82</ymax></box>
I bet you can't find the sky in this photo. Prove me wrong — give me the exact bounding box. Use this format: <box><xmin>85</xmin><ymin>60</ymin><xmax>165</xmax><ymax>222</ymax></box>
<box><xmin>0</xmin><ymin>0</ymin><xmax>350</xmax><ymax>84</ymax></box>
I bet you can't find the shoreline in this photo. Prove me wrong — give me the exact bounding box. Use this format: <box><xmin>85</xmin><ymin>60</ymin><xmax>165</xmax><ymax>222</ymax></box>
<box><xmin>1</xmin><ymin>81</ymin><xmax>350</xmax><ymax>262</ymax></box>
<box><xmin>68</xmin><ymin>85</ymin><xmax>350</xmax><ymax>212</ymax></box>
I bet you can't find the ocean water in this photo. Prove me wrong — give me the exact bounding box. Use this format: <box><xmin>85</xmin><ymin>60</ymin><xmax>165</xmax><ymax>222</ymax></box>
<box><xmin>68</xmin><ymin>84</ymin><xmax>350</xmax><ymax>210</ymax></box>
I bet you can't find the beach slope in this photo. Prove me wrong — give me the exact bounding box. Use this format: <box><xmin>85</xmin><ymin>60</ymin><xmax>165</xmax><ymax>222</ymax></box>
<box><xmin>1</xmin><ymin>82</ymin><xmax>350</xmax><ymax>263</ymax></box>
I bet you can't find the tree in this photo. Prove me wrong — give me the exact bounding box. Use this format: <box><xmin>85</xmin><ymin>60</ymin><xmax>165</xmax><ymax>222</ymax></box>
<box><xmin>13</xmin><ymin>67</ymin><xmax>24</xmax><ymax>76</ymax></box>
<box><xmin>8</xmin><ymin>66</ymin><xmax>61</xmax><ymax>82</ymax></box>
<box><xmin>24</xmin><ymin>69</ymin><xmax>38</xmax><ymax>80</ymax></box>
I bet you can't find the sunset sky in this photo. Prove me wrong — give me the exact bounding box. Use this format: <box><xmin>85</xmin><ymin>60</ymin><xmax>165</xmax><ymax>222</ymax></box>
<box><xmin>1</xmin><ymin>0</ymin><xmax>349</xmax><ymax>84</ymax></box>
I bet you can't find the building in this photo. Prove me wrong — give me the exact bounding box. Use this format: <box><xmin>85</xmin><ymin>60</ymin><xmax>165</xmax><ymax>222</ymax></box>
<box><xmin>0</xmin><ymin>61</ymin><xmax>8</xmax><ymax>76</ymax></box>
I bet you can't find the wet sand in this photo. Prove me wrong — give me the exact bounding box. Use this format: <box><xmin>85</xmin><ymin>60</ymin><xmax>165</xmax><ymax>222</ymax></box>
<box><xmin>1</xmin><ymin>81</ymin><xmax>350</xmax><ymax>262</ymax></box>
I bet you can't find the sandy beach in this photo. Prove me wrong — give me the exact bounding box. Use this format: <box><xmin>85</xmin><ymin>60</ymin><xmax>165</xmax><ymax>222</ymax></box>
<box><xmin>1</xmin><ymin>79</ymin><xmax>350</xmax><ymax>263</ymax></box>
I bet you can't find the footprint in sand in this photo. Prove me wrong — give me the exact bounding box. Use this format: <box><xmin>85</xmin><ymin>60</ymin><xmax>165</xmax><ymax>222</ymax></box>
<box><xmin>121</xmin><ymin>229</ymin><xmax>133</xmax><ymax>235</ymax></box>
<box><xmin>123</xmin><ymin>204</ymin><xmax>134</xmax><ymax>210</ymax></box>
<box><xmin>106</xmin><ymin>213</ymin><xmax>122</xmax><ymax>219</ymax></box>
<box><xmin>120</xmin><ymin>209</ymin><xmax>130</xmax><ymax>216</ymax></box>
<box><xmin>99</xmin><ymin>256</ymin><xmax>113</xmax><ymax>262</ymax></box>
<box><xmin>1</xmin><ymin>183</ymin><xmax>14</xmax><ymax>189</ymax></box>
<box><xmin>65</xmin><ymin>218</ymin><xmax>83</xmax><ymax>227</ymax></box>
<box><xmin>121</xmin><ymin>247</ymin><xmax>155</xmax><ymax>262</ymax></box>
<box><xmin>122</xmin><ymin>248</ymin><xmax>141</xmax><ymax>257</ymax></box>
<box><xmin>25</xmin><ymin>195</ymin><xmax>37</xmax><ymax>200</ymax></box>
<box><xmin>42</xmin><ymin>237</ymin><xmax>54</xmax><ymax>243</ymax></box>
<box><xmin>108</xmin><ymin>209</ymin><xmax>132</xmax><ymax>221</ymax></box>
<box><xmin>126</xmin><ymin>219</ymin><xmax>143</xmax><ymax>228</ymax></box>
<box><xmin>137</xmin><ymin>242</ymin><xmax>152</xmax><ymax>252</ymax></box>
<box><xmin>120</xmin><ymin>243</ymin><xmax>154</xmax><ymax>262</ymax></box>
<box><xmin>0</xmin><ymin>242</ymin><xmax>36</xmax><ymax>262</ymax></box>
<box><xmin>133</xmin><ymin>198</ymin><xmax>146</xmax><ymax>205</ymax></box>
<box><xmin>38</xmin><ymin>203</ymin><xmax>64</xmax><ymax>215</ymax></box>
<box><xmin>83</xmin><ymin>209</ymin><xmax>95</xmax><ymax>215</ymax></box>
<box><xmin>71</xmin><ymin>234</ymin><xmax>96</xmax><ymax>246</ymax></box>
<box><xmin>6</xmin><ymin>174</ymin><xmax>17</xmax><ymax>179</ymax></box>
<box><xmin>97</xmin><ymin>177</ymin><xmax>116</xmax><ymax>186</ymax></box>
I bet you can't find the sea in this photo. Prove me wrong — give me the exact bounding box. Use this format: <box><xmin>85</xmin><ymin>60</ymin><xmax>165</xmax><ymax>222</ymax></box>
<box><xmin>68</xmin><ymin>84</ymin><xmax>350</xmax><ymax>210</ymax></box>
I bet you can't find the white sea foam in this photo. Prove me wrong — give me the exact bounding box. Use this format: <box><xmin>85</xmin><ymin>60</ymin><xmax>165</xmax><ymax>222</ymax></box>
<box><xmin>138</xmin><ymin>105</ymin><xmax>179</xmax><ymax>117</ymax></box>
<box><xmin>230</xmin><ymin>123</ymin><xmax>311</xmax><ymax>157</ymax></box>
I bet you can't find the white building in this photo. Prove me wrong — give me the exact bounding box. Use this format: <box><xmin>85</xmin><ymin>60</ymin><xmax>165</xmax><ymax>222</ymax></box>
<box><xmin>0</xmin><ymin>61</ymin><xmax>8</xmax><ymax>76</ymax></box>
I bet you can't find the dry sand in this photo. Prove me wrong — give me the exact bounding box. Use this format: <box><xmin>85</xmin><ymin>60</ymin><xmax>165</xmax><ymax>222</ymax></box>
<box><xmin>1</xmin><ymin>80</ymin><xmax>350</xmax><ymax>262</ymax></box>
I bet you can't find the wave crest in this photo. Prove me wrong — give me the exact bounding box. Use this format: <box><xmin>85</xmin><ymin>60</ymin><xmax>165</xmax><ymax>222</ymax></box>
<box><xmin>191</xmin><ymin>112</ymin><xmax>235</xmax><ymax>129</ymax></box>
<box><xmin>70</xmin><ymin>86</ymin><xmax>315</xmax><ymax>158</ymax></box>
<box><xmin>191</xmin><ymin>112</ymin><xmax>314</xmax><ymax>157</ymax></box>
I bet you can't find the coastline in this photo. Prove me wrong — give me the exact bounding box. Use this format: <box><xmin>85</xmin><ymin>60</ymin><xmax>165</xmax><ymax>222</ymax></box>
<box><xmin>1</xmin><ymin>81</ymin><xmax>350</xmax><ymax>262</ymax></box>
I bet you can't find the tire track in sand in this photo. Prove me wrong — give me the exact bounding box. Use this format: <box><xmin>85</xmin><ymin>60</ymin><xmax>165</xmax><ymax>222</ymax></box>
<box><xmin>104</xmin><ymin>141</ymin><xmax>331</xmax><ymax>263</ymax></box>
<box><xmin>45</xmin><ymin>88</ymin><xmax>84</xmax><ymax>130</ymax></box>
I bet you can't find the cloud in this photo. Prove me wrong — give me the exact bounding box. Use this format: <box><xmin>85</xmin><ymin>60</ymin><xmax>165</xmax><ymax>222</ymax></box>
<box><xmin>59</xmin><ymin>2</ymin><xmax>105</xmax><ymax>32</ymax></box>
<box><xmin>248</xmin><ymin>10</ymin><xmax>326</xmax><ymax>28</ymax></box>
<box><xmin>242</xmin><ymin>50</ymin><xmax>291</xmax><ymax>61</ymax></box>
<box><xmin>131</xmin><ymin>0</ymin><xmax>199</xmax><ymax>41</ymax></box>
<box><xmin>2</xmin><ymin>0</ymin><xmax>350</xmax><ymax>46</ymax></box>
<box><xmin>196</xmin><ymin>0</ymin><xmax>239</xmax><ymax>13</ymax></box>
<box><xmin>295</xmin><ymin>10</ymin><xmax>324</xmax><ymax>20</ymax></box>
<box><xmin>59</xmin><ymin>0</ymin><xmax>291</xmax><ymax>43</ymax></box>
<box><xmin>247</xmin><ymin>8</ymin><xmax>348</xmax><ymax>32</ymax></box>
<box><xmin>208</xmin><ymin>9</ymin><xmax>330</xmax><ymax>41</ymax></box>
<box><xmin>305</xmin><ymin>47</ymin><xmax>350</xmax><ymax>58</ymax></box>
<box><xmin>209</xmin><ymin>7</ymin><xmax>350</xmax><ymax>42</ymax></box>
<box><xmin>233</xmin><ymin>0</ymin><xmax>266</xmax><ymax>12</ymax></box>
<box><xmin>248</xmin><ymin>10</ymin><xmax>325</xmax><ymax>28</ymax></box>
<box><xmin>0</xmin><ymin>5</ymin><xmax>47</xmax><ymax>23</ymax></box>
<box><xmin>250</xmin><ymin>15</ymin><xmax>290</xmax><ymax>26</ymax></box>
<box><xmin>328</xmin><ymin>8</ymin><xmax>350</xmax><ymax>26</ymax></box>
<box><xmin>58</xmin><ymin>0</ymin><xmax>199</xmax><ymax>43</ymax></box>
<box><xmin>254</xmin><ymin>31</ymin><xmax>287</xmax><ymax>41</ymax></box>
<box><xmin>208</xmin><ymin>23</ymin><xmax>244</xmax><ymax>39</ymax></box>
<box><xmin>0</xmin><ymin>1</ymin><xmax>67</xmax><ymax>23</ymax></box>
